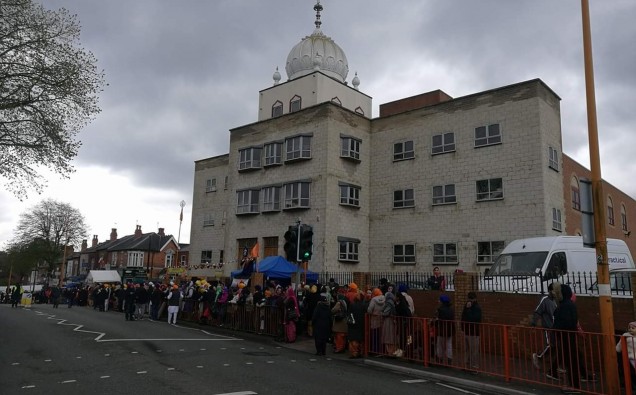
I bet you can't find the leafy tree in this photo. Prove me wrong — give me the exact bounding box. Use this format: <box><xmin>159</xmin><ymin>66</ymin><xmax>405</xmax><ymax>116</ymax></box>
<box><xmin>4</xmin><ymin>238</ymin><xmax>50</xmax><ymax>284</ymax></box>
<box><xmin>0</xmin><ymin>0</ymin><xmax>105</xmax><ymax>198</ymax></box>
<box><xmin>12</xmin><ymin>198</ymin><xmax>88</xmax><ymax>275</ymax></box>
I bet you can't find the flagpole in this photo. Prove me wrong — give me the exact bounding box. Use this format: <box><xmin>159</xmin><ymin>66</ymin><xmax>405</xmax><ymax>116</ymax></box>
<box><xmin>178</xmin><ymin>200</ymin><xmax>185</xmax><ymax>244</ymax></box>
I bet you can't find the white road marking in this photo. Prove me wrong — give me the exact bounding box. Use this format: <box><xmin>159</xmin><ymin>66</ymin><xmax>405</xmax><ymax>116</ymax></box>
<box><xmin>402</xmin><ymin>379</ymin><xmax>428</xmax><ymax>383</ymax></box>
<box><xmin>61</xmin><ymin>380</ymin><xmax>77</xmax><ymax>384</ymax></box>
<box><xmin>100</xmin><ymin>376</ymin><xmax>110</xmax><ymax>379</ymax></box>
<box><xmin>197</xmin><ymin>365</ymin><xmax>204</xmax><ymax>368</ymax></box>
<box><xmin>245</xmin><ymin>362</ymin><xmax>254</xmax><ymax>365</ymax></box>
<box><xmin>266</xmin><ymin>361</ymin><xmax>274</xmax><ymax>364</ymax></box>
<box><xmin>44</xmin><ymin>359</ymin><xmax>52</xmax><ymax>362</ymax></box>
<box><xmin>179</xmin><ymin>349</ymin><xmax>185</xmax><ymax>352</ymax></box>
<box><xmin>12</xmin><ymin>362</ymin><xmax>20</xmax><ymax>365</ymax></box>
<box><xmin>290</xmin><ymin>360</ymin><xmax>297</xmax><ymax>362</ymax></box>
<box><xmin>167</xmin><ymin>368</ymin><xmax>175</xmax><ymax>371</ymax></box>
<box><xmin>76</xmin><ymin>356</ymin><xmax>82</xmax><ymax>359</ymax></box>
<box><xmin>223</xmin><ymin>363</ymin><xmax>230</xmax><ymax>366</ymax></box>
<box><xmin>213</xmin><ymin>392</ymin><xmax>257</xmax><ymax>395</ymax></box>
<box><xmin>436</xmin><ymin>382</ymin><xmax>480</xmax><ymax>394</ymax></box>
<box><xmin>200</xmin><ymin>348</ymin><xmax>206</xmax><ymax>351</ymax></box>
<box><xmin>104</xmin><ymin>354</ymin><xmax>110</xmax><ymax>357</ymax></box>
<box><xmin>137</xmin><ymin>371</ymin><xmax>147</xmax><ymax>374</ymax></box>
<box><xmin>21</xmin><ymin>385</ymin><xmax>36</xmax><ymax>389</ymax></box>
<box><xmin>309</xmin><ymin>358</ymin><xmax>317</xmax><ymax>362</ymax></box>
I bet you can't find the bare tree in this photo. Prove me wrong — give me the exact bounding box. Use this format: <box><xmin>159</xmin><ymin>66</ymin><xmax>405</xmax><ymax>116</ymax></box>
<box><xmin>0</xmin><ymin>0</ymin><xmax>105</xmax><ymax>198</ymax></box>
<box><xmin>12</xmin><ymin>198</ymin><xmax>88</xmax><ymax>274</ymax></box>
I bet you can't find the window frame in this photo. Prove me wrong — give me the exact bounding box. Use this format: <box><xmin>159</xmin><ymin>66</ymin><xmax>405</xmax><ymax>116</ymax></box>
<box><xmin>393</xmin><ymin>140</ymin><xmax>415</xmax><ymax>161</ymax></box>
<box><xmin>238</xmin><ymin>147</ymin><xmax>262</xmax><ymax>171</ymax></box>
<box><xmin>433</xmin><ymin>243</ymin><xmax>458</xmax><ymax>264</ymax></box>
<box><xmin>393</xmin><ymin>243</ymin><xmax>416</xmax><ymax>264</ymax></box>
<box><xmin>476</xmin><ymin>178</ymin><xmax>504</xmax><ymax>201</ymax></box>
<box><xmin>263</xmin><ymin>142</ymin><xmax>283</xmax><ymax>167</ymax></box>
<box><xmin>340</xmin><ymin>136</ymin><xmax>361</xmax><ymax>161</ymax></box>
<box><xmin>205</xmin><ymin>178</ymin><xmax>217</xmax><ymax>193</ymax></box>
<box><xmin>272</xmin><ymin>100</ymin><xmax>283</xmax><ymax>118</ymax></box>
<box><xmin>477</xmin><ymin>241</ymin><xmax>505</xmax><ymax>265</ymax></box>
<box><xmin>549</xmin><ymin>146</ymin><xmax>559</xmax><ymax>171</ymax></box>
<box><xmin>552</xmin><ymin>208</ymin><xmax>563</xmax><ymax>232</ymax></box>
<box><xmin>200</xmin><ymin>250</ymin><xmax>212</xmax><ymax>264</ymax></box>
<box><xmin>432</xmin><ymin>132</ymin><xmax>456</xmax><ymax>155</ymax></box>
<box><xmin>393</xmin><ymin>188</ymin><xmax>415</xmax><ymax>208</ymax></box>
<box><xmin>621</xmin><ymin>204</ymin><xmax>628</xmax><ymax>232</ymax></box>
<box><xmin>290</xmin><ymin>95</ymin><xmax>302</xmax><ymax>113</ymax></box>
<box><xmin>338</xmin><ymin>240</ymin><xmax>360</xmax><ymax>262</ymax></box>
<box><xmin>262</xmin><ymin>185</ymin><xmax>282</xmax><ymax>212</ymax></box>
<box><xmin>432</xmin><ymin>184</ymin><xmax>457</xmax><ymax>205</ymax></box>
<box><xmin>571</xmin><ymin>185</ymin><xmax>581</xmax><ymax>211</ymax></box>
<box><xmin>203</xmin><ymin>213</ymin><xmax>214</xmax><ymax>227</ymax></box>
<box><xmin>285</xmin><ymin>135</ymin><xmax>312</xmax><ymax>161</ymax></box>
<box><xmin>339</xmin><ymin>183</ymin><xmax>361</xmax><ymax>207</ymax></box>
<box><xmin>474</xmin><ymin>123</ymin><xmax>502</xmax><ymax>148</ymax></box>
<box><xmin>236</xmin><ymin>189</ymin><xmax>260</xmax><ymax>214</ymax></box>
<box><xmin>283</xmin><ymin>181</ymin><xmax>311</xmax><ymax>210</ymax></box>
<box><xmin>127</xmin><ymin>251</ymin><xmax>144</xmax><ymax>267</ymax></box>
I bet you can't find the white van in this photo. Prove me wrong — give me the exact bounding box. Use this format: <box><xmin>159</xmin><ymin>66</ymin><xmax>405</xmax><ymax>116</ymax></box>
<box><xmin>482</xmin><ymin>236</ymin><xmax>635</xmax><ymax>293</ymax></box>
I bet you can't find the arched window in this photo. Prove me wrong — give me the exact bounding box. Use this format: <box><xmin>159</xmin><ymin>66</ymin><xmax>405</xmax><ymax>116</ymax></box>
<box><xmin>290</xmin><ymin>95</ymin><xmax>301</xmax><ymax>113</ymax></box>
<box><xmin>272</xmin><ymin>101</ymin><xmax>283</xmax><ymax>118</ymax></box>
<box><xmin>607</xmin><ymin>196</ymin><xmax>615</xmax><ymax>226</ymax></box>
<box><xmin>331</xmin><ymin>97</ymin><xmax>342</xmax><ymax>106</ymax></box>
<box><xmin>621</xmin><ymin>204</ymin><xmax>628</xmax><ymax>231</ymax></box>
<box><xmin>355</xmin><ymin>106</ymin><xmax>364</xmax><ymax>116</ymax></box>
<box><xmin>570</xmin><ymin>176</ymin><xmax>580</xmax><ymax>211</ymax></box>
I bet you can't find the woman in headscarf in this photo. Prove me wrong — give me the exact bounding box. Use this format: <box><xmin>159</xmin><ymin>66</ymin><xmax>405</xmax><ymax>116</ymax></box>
<box><xmin>312</xmin><ymin>294</ymin><xmax>332</xmax><ymax>356</ymax></box>
<box><xmin>382</xmin><ymin>291</ymin><xmax>399</xmax><ymax>356</ymax></box>
<box><xmin>347</xmin><ymin>290</ymin><xmax>366</xmax><ymax>358</ymax></box>
<box><xmin>331</xmin><ymin>293</ymin><xmax>348</xmax><ymax>353</ymax></box>
<box><xmin>284</xmin><ymin>286</ymin><xmax>300</xmax><ymax>343</ymax></box>
<box><xmin>367</xmin><ymin>288</ymin><xmax>385</xmax><ymax>354</ymax></box>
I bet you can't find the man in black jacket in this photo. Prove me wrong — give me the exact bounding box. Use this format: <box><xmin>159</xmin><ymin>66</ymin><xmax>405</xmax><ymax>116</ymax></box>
<box><xmin>461</xmin><ymin>292</ymin><xmax>482</xmax><ymax>371</ymax></box>
<box><xmin>552</xmin><ymin>284</ymin><xmax>579</xmax><ymax>389</ymax></box>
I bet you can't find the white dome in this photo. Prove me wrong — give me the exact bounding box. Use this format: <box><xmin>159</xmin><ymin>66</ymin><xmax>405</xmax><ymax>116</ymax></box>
<box><xmin>285</xmin><ymin>2</ymin><xmax>349</xmax><ymax>83</ymax></box>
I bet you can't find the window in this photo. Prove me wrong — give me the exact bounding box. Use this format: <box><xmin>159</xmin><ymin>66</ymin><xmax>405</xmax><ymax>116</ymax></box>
<box><xmin>339</xmin><ymin>183</ymin><xmax>360</xmax><ymax>207</ymax></box>
<box><xmin>285</xmin><ymin>135</ymin><xmax>311</xmax><ymax>161</ymax></box>
<box><xmin>237</xmin><ymin>190</ymin><xmax>260</xmax><ymax>214</ymax></box>
<box><xmin>474</xmin><ymin>123</ymin><xmax>501</xmax><ymax>147</ymax></box>
<box><xmin>164</xmin><ymin>250</ymin><xmax>174</xmax><ymax>268</ymax></box>
<box><xmin>393</xmin><ymin>244</ymin><xmax>415</xmax><ymax>264</ymax></box>
<box><xmin>476</xmin><ymin>178</ymin><xmax>503</xmax><ymax>201</ymax></box>
<box><xmin>432</xmin><ymin>184</ymin><xmax>456</xmax><ymax>205</ymax></box>
<box><xmin>355</xmin><ymin>106</ymin><xmax>364</xmax><ymax>116</ymax></box>
<box><xmin>477</xmin><ymin>241</ymin><xmax>505</xmax><ymax>264</ymax></box>
<box><xmin>272</xmin><ymin>101</ymin><xmax>283</xmax><ymax>118</ymax></box>
<box><xmin>331</xmin><ymin>97</ymin><xmax>342</xmax><ymax>106</ymax></box>
<box><xmin>262</xmin><ymin>186</ymin><xmax>281</xmax><ymax>212</ymax></box>
<box><xmin>393</xmin><ymin>188</ymin><xmax>415</xmax><ymax>208</ymax></box>
<box><xmin>127</xmin><ymin>251</ymin><xmax>144</xmax><ymax>267</ymax></box>
<box><xmin>338</xmin><ymin>238</ymin><xmax>360</xmax><ymax>262</ymax></box>
<box><xmin>571</xmin><ymin>177</ymin><xmax>581</xmax><ymax>211</ymax></box>
<box><xmin>341</xmin><ymin>136</ymin><xmax>361</xmax><ymax>160</ymax></box>
<box><xmin>290</xmin><ymin>95</ymin><xmax>301</xmax><ymax>112</ymax></box>
<box><xmin>393</xmin><ymin>140</ymin><xmax>414</xmax><ymax>161</ymax></box>
<box><xmin>180</xmin><ymin>254</ymin><xmax>187</xmax><ymax>266</ymax></box>
<box><xmin>433</xmin><ymin>243</ymin><xmax>458</xmax><ymax>263</ymax></box>
<box><xmin>621</xmin><ymin>204</ymin><xmax>628</xmax><ymax>231</ymax></box>
<box><xmin>110</xmin><ymin>252</ymin><xmax>117</xmax><ymax>267</ymax></box>
<box><xmin>263</xmin><ymin>142</ymin><xmax>282</xmax><ymax>166</ymax></box>
<box><xmin>432</xmin><ymin>132</ymin><xmax>455</xmax><ymax>155</ymax></box>
<box><xmin>552</xmin><ymin>208</ymin><xmax>562</xmax><ymax>231</ymax></box>
<box><xmin>284</xmin><ymin>182</ymin><xmax>311</xmax><ymax>209</ymax></box>
<box><xmin>203</xmin><ymin>213</ymin><xmax>214</xmax><ymax>227</ymax></box>
<box><xmin>205</xmin><ymin>178</ymin><xmax>217</xmax><ymax>193</ymax></box>
<box><xmin>238</xmin><ymin>147</ymin><xmax>262</xmax><ymax>171</ymax></box>
<box><xmin>608</xmin><ymin>197</ymin><xmax>615</xmax><ymax>226</ymax></box>
<box><xmin>549</xmin><ymin>146</ymin><xmax>559</xmax><ymax>171</ymax></box>
<box><xmin>201</xmin><ymin>250</ymin><xmax>212</xmax><ymax>264</ymax></box>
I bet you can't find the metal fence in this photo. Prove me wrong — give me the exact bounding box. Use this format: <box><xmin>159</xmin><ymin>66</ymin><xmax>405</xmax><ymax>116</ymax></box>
<box><xmin>316</xmin><ymin>271</ymin><xmax>456</xmax><ymax>291</ymax></box>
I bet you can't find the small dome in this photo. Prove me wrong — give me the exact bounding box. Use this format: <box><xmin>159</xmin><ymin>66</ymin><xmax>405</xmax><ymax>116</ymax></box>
<box><xmin>273</xmin><ymin>67</ymin><xmax>281</xmax><ymax>85</ymax></box>
<box><xmin>285</xmin><ymin>1</ymin><xmax>349</xmax><ymax>83</ymax></box>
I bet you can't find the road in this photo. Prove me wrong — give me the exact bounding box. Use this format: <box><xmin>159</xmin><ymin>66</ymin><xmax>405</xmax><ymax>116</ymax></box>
<box><xmin>1</xmin><ymin>303</ymin><xmax>484</xmax><ymax>395</ymax></box>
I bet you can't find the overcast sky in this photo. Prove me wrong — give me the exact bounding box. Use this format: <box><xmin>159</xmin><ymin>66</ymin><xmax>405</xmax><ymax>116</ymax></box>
<box><xmin>1</xmin><ymin>0</ymin><xmax>635</xmax><ymax>249</ymax></box>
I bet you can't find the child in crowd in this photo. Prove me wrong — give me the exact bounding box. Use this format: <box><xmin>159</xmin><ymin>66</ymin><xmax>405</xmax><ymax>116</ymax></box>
<box><xmin>616</xmin><ymin>321</ymin><xmax>636</xmax><ymax>371</ymax></box>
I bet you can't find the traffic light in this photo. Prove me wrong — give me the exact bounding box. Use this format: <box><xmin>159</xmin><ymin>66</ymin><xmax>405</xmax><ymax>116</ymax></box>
<box><xmin>299</xmin><ymin>224</ymin><xmax>313</xmax><ymax>261</ymax></box>
<box><xmin>283</xmin><ymin>226</ymin><xmax>299</xmax><ymax>262</ymax></box>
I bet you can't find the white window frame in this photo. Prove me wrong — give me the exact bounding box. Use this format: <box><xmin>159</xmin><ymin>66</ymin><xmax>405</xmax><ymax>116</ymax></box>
<box><xmin>476</xmin><ymin>178</ymin><xmax>503</xmax><ymax>201</ymax></box>
<box><xmin>205</xmin><ymin>178</ymin><xmax>217</xmax><ymax>193</ymax></box>
<box><xmin>180</xmin><ymin>254</ymin><xmax>187</xmax><ymax>266</ymax></box>
<box><xmin>201</xmin><ymin>250</ymin><xmax>212</xmax><ymax>264</ymax></box>
<box><xmin>237</xmin><ymin>190</ymin><xmax>260</xmax><ymax>214</ymax></box>
<box><xmin>393</xmin><ymin>244</ymin><xmax>416</xmax><ymax>264</ymax></box>
<box><xmin>549</xmin><ymin>146</ymin><xmax>559</xmax><ymax>171</ymax></box>
<box><xmin>433</xmin><ymin>243</ymin><xmax>458</xmax><ymax>264</ymax></box>
<box><xmin>339</xmin><ymin>184</ymin><xmax>360</xmax><ymax>207</ymax></box>
<box><xmin>283</xmin><ymin>182</ymin><xmax>311</xmax><ymax>209</ymax></box>
<box><xmin>272</xmin><ymin>101</ymin><xmax>283</xmax><ymax>118</ymax></box>
<box><xmin>290</xmin><ymin>95</ymin><xmax>301</xmax><ymax>112</ymax></box>
<box><xmin>164</xmin><ymin>250</ymin><xmax>174</xmax><ymax>268</ymax></box>
<box><xmin>203</xmin><ymin>213</ymin><xmax>214</xmax><ymax>227</ymax></box>
<box><xmin>285</xmin><ymin>135</ymin><xmax>311</xmax><ymax>161</ymax></box>
<box><xmin>341</xmin><ymin>136</ymin><xmax>361</xmax><ymax>160</ymax></box>
<box><xmin>127</xmin><ymin>251</ymin><xmax>144</xmax><ymax>268</ymax></box>
<box><xmin>338</xmin><ymin>240</ymin><xmax>359</xmax><ymax>262</ymax></box>
<box><xmin>262</xmin><ymin>186</ymin><xmax>281</xmax><ymax>212</ymax></box>
<box><xmin>477</xmin><ymin>241</ymin><xmax>505</xmax><ymax>265</ymax></box>
<box><xmin>264</xmin><ymin>142</ymin><xmax>282</xmax><ymax>166</ymax></box>
<box><xmin>432</xmin><ymin>132</ymin><xmax>455</xmax><ymax>155</ymax></box>
<box><xmin>110</xmin><ymin>251</ymin><xmax>117</xmax><ymax>267</ymax></box>
<box><xmin>393</xmin><ymin>140</ymin><xmax>414</xmax><ymax>161</ymax></box>
<box><xmin>432</xmin><ymin>184</ymin><xmax>456</xmax><ymax>205</ymax></box>
<box><xmin>393</xmin><ymin>188</ymin><xmax>415</xmax><ymax>208</ymax></box>
<box><xmin>238</xmin><ymin>147</ymin><xmax>262</xmax><ymax>171</ymax></box>
<box><xmin>552</xmin><ymin>208</ymin><xmax>563</xmax><ymax>232</ymax></box>
<box><xmin>474</xmin><ymin>123</ymin><xmax>501</xmax><ymax>147</ymax></box>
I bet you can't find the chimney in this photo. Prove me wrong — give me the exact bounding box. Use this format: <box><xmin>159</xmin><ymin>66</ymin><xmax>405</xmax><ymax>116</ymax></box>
<box><xmin>158</xmin><ymin>227</ymin><xmax>165</xmax><ymax>237</ymax></box>
<box><xmin>81</xmin><ymin>239</ymin><xmax>88</xmax><ymax>251</ymax></box>
<box><xmin>134</xmin><ymin>225</ymin><xmax>142</xmax><ymax>238</ymax></box>
<box><xmin>91</xmin><ymin>235</ymin><xmax>98</xmax><ymax>247</ymax></box>
<box><xmin>110</xmin><ymin>228</ymin><xmax>118</xmax><ymax>241</ymax></box>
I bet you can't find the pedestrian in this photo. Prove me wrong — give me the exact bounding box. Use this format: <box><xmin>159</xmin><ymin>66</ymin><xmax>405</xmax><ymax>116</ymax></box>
<box><xmin>135</xmin><ymin>283</ymin><xmax>150</xmax><ymax>319</ymax></box>
<box><xmin>398</xmin><ymin>283</ymin><xmax>415</xmax><ymax>316</ymax></box>
<box><xmin>347</xmin><ymin>290</ymin><xmax>366</xmax><ymax>358</ymax></box>
<box><xmin>382</xmin><ymin>291</ymin><xmax>400</xmax><ymax>357</ymax></box>
<box><xmin>311</xmin><ymin>294</ymin><xmax>332</xmax><ymax>356</ymax></box>
<box><xmin>11</xmin><ymin>285</ymin><xmax>22</xmax><ymax>308</ymax></box>
<box><xmin>51</xmin><ymin>285</ymin><xmax>61</xmax><ymax>308</ymax></box>
<box><xmin>331</xmin><ymin>293</ymin><xmax>348</xmax><ymax>353</ymax></box>
<box><xmin>434</xmin><ymin>294</ymin><xmax>455</xmax><ymax>364</ymax></box>
<box><xmin>552</xmin><ymin>284</ymin><xmax>579</xmax><ymax>389</ymax></box>
<box><xmin>531</xmin><ymin>282</ymin><xmax>558</xmax><ymax>370</ymax></box>
<box><xmin>428</xmin><ymin>267</ymin><xmax>446</xmax><ymax>291</ymax></box>
<box><xmin>284</xmin><ymin>286</ymin><xmax>300</xmax><ymax>343</ymax></box>
<box><xmin>123</xmin><ymin>283</ymin><xmax>136</xmax><ymax>321</ymax></box>
<box><xmin>461</xmin><ymin>291</ymin><xmax>482</xmax><ymax>371</ymax></box>
<box><xmin>395</xmin><ymin>290</ymin><xmax>412</xmax><ymax>358</ymax></box>
<box><xmin>167</xmin><ymin>284</ymin><xmax>182</xmax><ymax>325</ymax></box>
<box><xmin>367</xmin><ymin>288</ymin><xmax>385</xmax><ymax>354</ymax></box>
<box><xmin>150</xmin><ymin>283</ymin><xmax>163</xmax><ymax>321</ymax></box>
<box><xmin>616</xmin><ymin>321</ymin><xmax>636</xmax><ymax>376</ymax></box>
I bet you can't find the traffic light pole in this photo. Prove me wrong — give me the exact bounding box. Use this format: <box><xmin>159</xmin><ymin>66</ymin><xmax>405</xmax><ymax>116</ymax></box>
<box><xmin>295</xmin><ymin>219</ymin><xmax>301</xmax><ymax>287</ymax></box>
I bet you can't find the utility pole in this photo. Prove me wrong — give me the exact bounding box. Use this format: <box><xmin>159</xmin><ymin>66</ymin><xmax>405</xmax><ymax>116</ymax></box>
<box><xmin>580</xmin><ymin>1</ymin><xmax>617</xmax><ymax>392</ymax></box>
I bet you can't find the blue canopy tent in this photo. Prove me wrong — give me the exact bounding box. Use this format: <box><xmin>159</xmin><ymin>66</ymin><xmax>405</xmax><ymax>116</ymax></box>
<box><xmin>232</xmin><ymin>255</ymin><xmax>318</xmax><ymax>281</ymax></box>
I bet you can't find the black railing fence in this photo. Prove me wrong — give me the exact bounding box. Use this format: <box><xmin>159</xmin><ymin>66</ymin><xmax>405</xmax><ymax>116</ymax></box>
<box><xmin>315</xmin><ymin>271</ymin><xmax>455</xmax><ymax>291</ymax></box>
